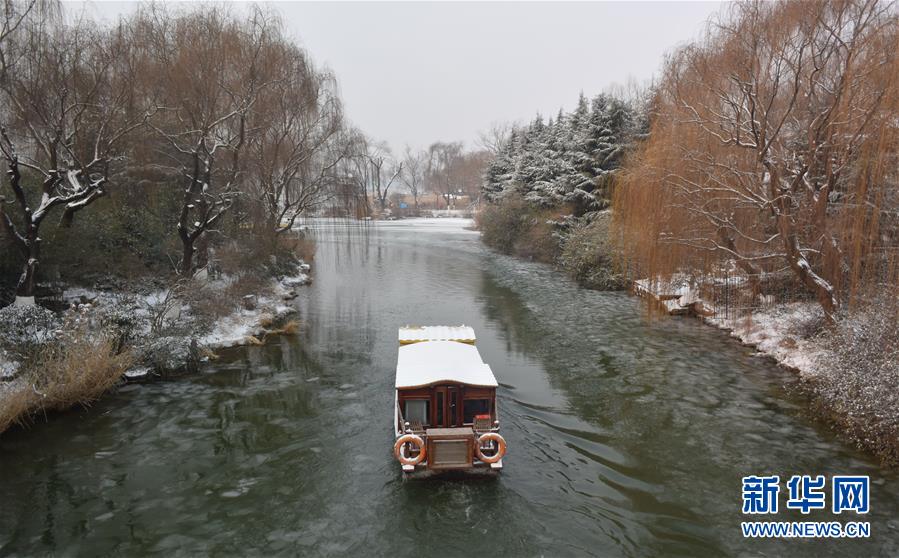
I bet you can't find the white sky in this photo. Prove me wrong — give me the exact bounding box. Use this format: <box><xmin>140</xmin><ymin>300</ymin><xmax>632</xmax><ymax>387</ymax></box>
<box><xmin>72</xmin><ymin>1</ymin><xmax>723</xmax><ymax>152</ymax></box>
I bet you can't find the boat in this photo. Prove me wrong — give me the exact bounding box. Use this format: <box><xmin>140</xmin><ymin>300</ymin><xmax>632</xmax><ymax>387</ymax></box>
<box><xmin>393</xmin><ymin>325</ymin><xmax>506</xmax><ymax>474</ymax></box>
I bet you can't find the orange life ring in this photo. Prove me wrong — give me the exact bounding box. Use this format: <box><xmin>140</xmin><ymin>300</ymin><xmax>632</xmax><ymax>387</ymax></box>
<box><xmin>394</xmin><ymin>434</ymin><xmax>426</xmax><ymax>466</ymax></box>
<box><xmin>476</xmin><ymin>432</ymin><xmax>506</xmax><ymax>464</ymax></box>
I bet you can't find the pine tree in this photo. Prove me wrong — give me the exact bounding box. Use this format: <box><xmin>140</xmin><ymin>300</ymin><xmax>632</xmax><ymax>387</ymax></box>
<box><xmin>480</xmin><ymin>92</ymin><xmax>639</xmax><ymax>214</ymax></box>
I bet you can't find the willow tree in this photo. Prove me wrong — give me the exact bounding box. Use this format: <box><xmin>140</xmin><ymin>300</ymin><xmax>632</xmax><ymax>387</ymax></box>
<box><xmin>137</xmin><ymin>6</ymin><xmax>279</xmax><ymax>275</ymax></box>
<box><xmin>615</xmin><ymin>0</ymin><xmax>898</xmax><ymax>322</ymax></box>
<box><xmin>246</xmin><ymin>40</ymin><xmax>347</xmax><ymax>235</ymax></box>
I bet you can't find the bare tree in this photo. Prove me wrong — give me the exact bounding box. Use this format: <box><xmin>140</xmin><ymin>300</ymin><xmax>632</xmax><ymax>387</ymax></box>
<box><xmin>0</xmin><ymin>10</ymin><xmax>143</xmax><ymax>298</ymax></box>
<box><xmin>246</xmin><ymin>36</ymin><xmax>348</xmax><ymax>234</ymax></box>
<box><xmin>455</xmin><ymin>150</ymin><xmax>490</xmax><ymax>207</ymax></box>
<box><xmin>346</xmin><ymin>137</ymin><xmax>402</xmax><ymax>216</ymax></box>
<box><xmin>368</xmin><ymin>144</ymin><xmax>402</xmax><ymax>214</ymax></box>
<box><xmin>427</xmin><ymin>141</ymin><xmax>463</xmax><ymax>209</ymax></box>
<box><xmin>476</xmin><ymin>122</ymin><xmax>513</xmax><ymax>156</ymax></box>
<box><xmin>400</xmin><ymin>146</ymin><xmax>426</xmax><ymax>212</ymax></box>
<box><xmin>344</xmin><ymin>131</ymin><xmax>373</xmax><ymax>218</ymax></box>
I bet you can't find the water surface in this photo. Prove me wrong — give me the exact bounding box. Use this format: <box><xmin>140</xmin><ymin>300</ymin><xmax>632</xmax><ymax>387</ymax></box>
<box><xmin>2</xmin><ymin>218</ymin><xmax>898</xmax><ymax>557</ymax></box>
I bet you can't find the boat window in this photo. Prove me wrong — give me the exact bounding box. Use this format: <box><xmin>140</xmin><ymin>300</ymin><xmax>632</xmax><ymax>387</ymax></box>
<box><xmin>463</xmin><ymin>399</ymin><xmax>490</xmax><ymax>424</ymax></box>
<box><xmin>404</xmin><ymin>399</ymin><xmax>429</xmax><ymax>426</ymax></box>
<box><xmin>436</xmin><ymin>392</ymin><xmax>444</xmax><ymax>427</ymax></box>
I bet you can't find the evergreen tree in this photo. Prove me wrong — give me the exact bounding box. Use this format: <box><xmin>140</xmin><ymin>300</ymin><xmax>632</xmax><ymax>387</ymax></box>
<box><xmin>480</xmin><ymin>91</ymin><xmax>639</xmax><ymax>214</ymax></box>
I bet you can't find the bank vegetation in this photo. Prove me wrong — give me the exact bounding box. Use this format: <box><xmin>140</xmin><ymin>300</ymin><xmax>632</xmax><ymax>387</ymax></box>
<box><xmin>478</xmin><ymin>91</ymin><xmax>644</xmax><ymax>289</ymax></box>
<box><xmin>0</xmin><ymin>1</ymin><xmax>364</xmax><ymax>431</ymax></box>
<box><xmin>478</xmin><ymin>0</ymin><xmax>899</xmax><ymax>462</ymax></box>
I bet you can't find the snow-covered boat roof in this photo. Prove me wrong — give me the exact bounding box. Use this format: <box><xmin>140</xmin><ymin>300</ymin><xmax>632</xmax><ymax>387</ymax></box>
<box><xmin>395</xmin><ymin>340</ymin><xmax>497</xmax><ymax>389</ymax></box>
<box><xmin>398</xmin><ymin>325</ymin><xmax>476</xmax><ymax>345</ymax></box>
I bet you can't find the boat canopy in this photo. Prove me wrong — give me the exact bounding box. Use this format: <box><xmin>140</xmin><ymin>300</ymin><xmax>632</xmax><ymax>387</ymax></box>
<box><xmin>398</xmin><ymin>325</ymin><xmax>476</xmax><ymax>345</ymax></box>
<box><xmin>395</xmin><ymin>340</ymin><xmax>498</xmax><ymax>389</ymax></box>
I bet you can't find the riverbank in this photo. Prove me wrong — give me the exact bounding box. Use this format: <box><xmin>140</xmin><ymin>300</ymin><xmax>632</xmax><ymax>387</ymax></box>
<box><xmin>0</xmin><ymin>262</ymin><xmax>311</xmax><ymax>434</ymax></box>
<box><xmin>705</xmin><ymin>300</ymin><xmax>899</xmax><ymax>465</ymax></box>
<box><xmin>633</xmin><ymin>275</ymin><xmax>899</xmax><ymax>465</ymax></box>
<box><xmin>476</xmin><ymin>199</ymin><xmax>626</xmax><ymax>290</ymax></box>
<box><xmin>478</xmin><ymin>207</ymin><xmax>899</xmax><ymax>466</ymax></box>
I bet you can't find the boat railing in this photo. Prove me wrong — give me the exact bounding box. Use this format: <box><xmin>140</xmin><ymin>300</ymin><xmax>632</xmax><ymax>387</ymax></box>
<box><xmin>396</xmin><ymin>399</ymin><xmax>405</xmax><ymax>435</ymax></box>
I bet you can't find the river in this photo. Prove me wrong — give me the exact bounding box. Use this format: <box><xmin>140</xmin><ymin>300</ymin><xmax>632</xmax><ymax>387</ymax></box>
<box><xmin>1</xmin><ymin>218</ymin><xmax>898</xmax><ymax>557</ymax></box>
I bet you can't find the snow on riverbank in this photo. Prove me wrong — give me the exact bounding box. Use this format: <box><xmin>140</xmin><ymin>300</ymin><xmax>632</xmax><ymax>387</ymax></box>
<box><xmin>308</xmin><ymin>216</ymin><xmax>477</xmax><ymax>235</ymax></box>
<box><xmin>634</xmin><ymin>275</ymin><xmax>899</xmax><ymax>462</ymax></box>
<box><xmin>377</xmin><ymin>217</ymin><xmax>476</xmax><ymax>233</ymax></box>
<box><xmin>61</xmin><ymin>267</ymin><xmax>309</xmax><ymax>352</ymax></box>
<box><xmin>3</xmin><ymin>263</ymin><xmax>311</xmax><ymax>385</ymax></box>
<box><xmin>633</xmin><ymin>276</ymin><xmax>827</xmax><ymax>377</ymax></box>
<box><xmin>0</xmin><ymin>349</ymin><xmax>19</xmax><ymax>380</ymax></box>
<box><xmin>200</xmin><ymin>273</ymin><xmax>307</xmax><ymax>350</ymax></box>
<box><xmin>704</xmin><ymin>302</ymin><xmax>828</xmax><ymax>377</ymax></box>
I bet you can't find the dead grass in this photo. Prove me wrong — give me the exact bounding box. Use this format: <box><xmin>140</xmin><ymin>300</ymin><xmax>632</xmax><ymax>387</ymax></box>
<box><xmin>199</xmin><ymin>347</ymin><xmax>219</xmax><ymax>361</ymax></box>
<box><xmin>0</xmin><ymin>381</ymin><xmax>37</xmax><ymax>433</ymax></box>
<box><xmin>28</xmin><ymin>327</ymin><xmax>133</xmax><ymax>411</ymax></box>
<box><xmin>269</xmin><ymin>319</ymin><xmax>300</xmax><ymax>336</ymax></box>
<box><xmin>0</xmin><ymin>323</ymin><xmax>133</xmax><ymax>434</ymax></box>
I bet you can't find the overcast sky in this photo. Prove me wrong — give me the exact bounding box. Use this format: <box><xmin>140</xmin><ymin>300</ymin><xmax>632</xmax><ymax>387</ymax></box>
<box><xmin>75</xmin><ymin>1</ymin><xmax>722</xmax><ymax>152</ymax></box>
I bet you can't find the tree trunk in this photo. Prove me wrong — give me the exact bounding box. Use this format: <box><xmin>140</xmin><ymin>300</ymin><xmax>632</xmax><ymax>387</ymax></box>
<box><xmin>776</xmin><ymin>213</ymin><xmax>839</xmax><ymax>323</ymax></box>
<box><xmin>16</xmin><ymin>241</ymin><xmax>38</xmax><ymax>298</ymax></box>
<box><xmin>180</xmin><ymin>234</ymin><xmax>195</xmax><ymax>276</ymax></box>
<box><xmin>767</xmin><ymin>167</ymin><xmax>839</xmax><ymax>323</ymax></box>
<box><xmin>195</xmin><ymin>233</ymin><xmax>209</xmax><ymax>270</ymax></box>
<box><xmin>783</xmin><ymin>232</ymin><xmax>838</xmax><ymax>322</ymax></box>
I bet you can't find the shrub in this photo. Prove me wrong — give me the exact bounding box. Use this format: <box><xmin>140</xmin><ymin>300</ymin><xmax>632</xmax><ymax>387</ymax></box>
<box><xmin>278</xmin><ymin>233</ymin><xmax>316</xmax><ymax>264</ymax></box>
<box><xmin>810</xmin><ymin>300</ymin><xmax>899</xmax><ymax>463</ymax></box>
<box><xmin>214</xmin><ymin>229</ymin><xmax>312</xmax><ymax>280</ymax></box>
<box><xmin>0</xmin><ymin>304</ymin><xmax>61</xmax><ymax>360</ymax></box>
<box><xmin>94</xmin><ymin>299</ymin><xmax>145</xmax><ymax>353</ymax></box>
<box><xmin>559</xmin><ymin>213</ymin><xmax>626</xmax><ymax>290</ymax></box>
<box><xmin>478</xmin><ymin>197</ymin><xmax>626</xmax><ymax>289</ymax></box>
<box><xmin>476</xmin><ymin>195</ymin><xmax>535</xmax><ymax>254</ymax></box>
<box><xmin>514</xmin><ymin>217</ymin><xmax>559</xmax><ymax>263</ymax></box>
<box><xmin>477</xmin><ymin>195</ymin><xmax>562</xmax><ymax>263</ymax></box>
<box><xmin>138</xmin><ymin>336</ymin><xmax>199</xmax><ymax>376</ymax></box>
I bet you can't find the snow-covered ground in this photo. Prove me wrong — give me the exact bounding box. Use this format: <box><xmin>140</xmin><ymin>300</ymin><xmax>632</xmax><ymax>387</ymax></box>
<box><xmin>4</xmin><ymin>264</ymin><xmax>311</xmax><ymax>383</ymax></box>
<box><xmin>0</xmin><ymin>264</ymin><xmax>312</xmax><ymax>431</ymax></box>
<box><xmin>705</xmin><ymin>302</ymin><xmax>828</xmax><ymax>376</ymax></box>
<box><xmin>634</xmin><ymin>275</ymin><xmax>828</xmax><ymax>377</ymax></box>
<box><xmin>60</xmin><ymin>268</ymin><xmax>309</xmax><ymax>353</ymax></box>
<box><xmin>199</xmin><ymin>273</ymin><xmax>306</xmax><ymax>350</ymax></box>
<box><xmin>0</xmin><ymin>348</ymin><xmax>19</xmax><ymax>380</ymax></box>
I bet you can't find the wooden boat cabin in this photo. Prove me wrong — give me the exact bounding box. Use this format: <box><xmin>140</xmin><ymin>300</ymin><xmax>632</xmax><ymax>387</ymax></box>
<box><xmin>393</xmin><ymin>326</ymin><xmax>506</xmax><ymax>473</ymax></box>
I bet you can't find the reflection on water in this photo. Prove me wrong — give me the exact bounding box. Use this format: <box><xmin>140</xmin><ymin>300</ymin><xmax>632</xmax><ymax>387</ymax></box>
<box><xmin>2</xmin><ymin>218</ymin><xmax>899</xmax><ymax>557</ymax></box>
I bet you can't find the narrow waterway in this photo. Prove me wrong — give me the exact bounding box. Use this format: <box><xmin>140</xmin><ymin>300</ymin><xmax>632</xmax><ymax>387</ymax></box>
<box><xmin>2</xmin><ymin>219</ymin><xmax>897</xmax><ymax>557</ymax></box>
